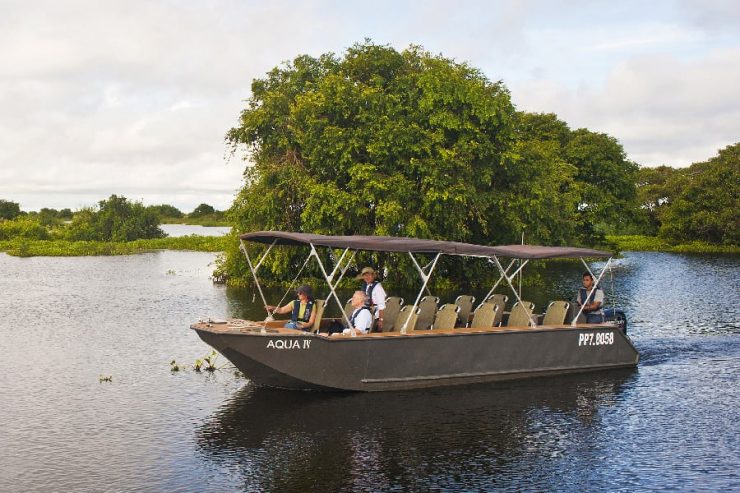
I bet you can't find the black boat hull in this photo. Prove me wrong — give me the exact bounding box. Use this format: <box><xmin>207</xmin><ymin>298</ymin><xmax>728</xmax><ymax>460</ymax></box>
<box><xmin>193</xmin><ymin>323</ymin><xmax>639</xmax><ymax>391</ymax></box>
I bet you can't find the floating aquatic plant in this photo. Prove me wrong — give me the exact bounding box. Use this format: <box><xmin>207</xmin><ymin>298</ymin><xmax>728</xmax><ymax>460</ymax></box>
<box><xmin>99</xmin><ymin>375</ymin><xmax>112</xmax><ymax>383</ymax></box>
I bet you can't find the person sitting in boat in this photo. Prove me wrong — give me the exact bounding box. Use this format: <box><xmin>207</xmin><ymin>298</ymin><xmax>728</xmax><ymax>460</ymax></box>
<box><xmin>327</xmin><ymin>291</ymin><xmax>373</xmax><ymax>337</ymax></box>
<box><xmin>357</xmin><ymin>266</ymin><xmax>387</xmax><ymax>331</ymax></box>
<box><xmin>577</xmin><ymin>272</ymin><xmax>605</xmax><ymax>323</ymax></box>
<box><xmin>265</xmin><ymin>284</ymin><xmax>316</xmax><ymax>331</ymax></box>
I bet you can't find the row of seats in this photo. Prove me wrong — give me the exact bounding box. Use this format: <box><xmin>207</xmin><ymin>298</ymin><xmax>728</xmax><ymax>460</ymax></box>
<box><xmin>334</xmin><ymin>294</ymin><xmax>575</xmax><ymax>333</ymax></box>
<box><xmin>375</xmin><ymin>295</ymin><xmax>573</xmax><ymax>332</ymax></box>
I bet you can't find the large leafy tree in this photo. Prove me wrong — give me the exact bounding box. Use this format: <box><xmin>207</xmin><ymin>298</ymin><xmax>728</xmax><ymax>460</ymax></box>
<box><xmin>659</xmin><ymin>143</ymin><xmax>739</xmax><ymax>244</ymax></box>
<box><xmin>223</xmin><ymin>42</ymin><xmax>637</xmax><ymax>286</ymax></box>
<box><xmin>630</xmin><ymin>165</ymin><xmax>680</xmax><ymax>235</ymax></box>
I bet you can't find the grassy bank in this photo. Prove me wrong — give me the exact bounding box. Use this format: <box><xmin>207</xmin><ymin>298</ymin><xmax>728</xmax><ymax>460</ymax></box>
<box><xmin>607</xmin><ymin>235</ymin><xmax>740</xmax><ymax>254</ymax></box>
<box><xmin>0</xmin><ymin>235</ymin><xmax>228</xmax><ymax>257</ymax></box>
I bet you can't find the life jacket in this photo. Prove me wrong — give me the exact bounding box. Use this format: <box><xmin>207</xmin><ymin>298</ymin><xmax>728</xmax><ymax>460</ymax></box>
<box><xmin>349</xmin><ymin>306</ymin><xmax>371</xmax><ymax>329</ymax></box>
<box><xmin>290</xmin><ymin>299</ymin><xmax>314</xmax><ymax>323</ymax></box>
<box><xmin>578</xmin><ymin>287</ymin><xmax>603</xmax><ymax>311</ymax></box>
<box><xmin>361</xmin><ymin>281</ymin><xmax>379</xmax><ymax>307</ymax></box>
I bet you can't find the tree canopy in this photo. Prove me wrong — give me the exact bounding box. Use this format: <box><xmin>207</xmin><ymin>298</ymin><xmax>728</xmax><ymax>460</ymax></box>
<box><xmin>223</xmin><ymin>41</ymin><xmax>641</xmax><ymax>286</ymax></box>
<box><xmin>0</xmin><ymin>199</ymin><xmax>22</xmax><ymax>220</ymax></box>
<box><xmin>658</xmin><ymin>143</ymin><xmax>739</xmax><ymax>244</ymax></box>
<box><xmin>64</xmin><ymin>195</ymin><xmax>165</xmax><ymax>241</ymax></box>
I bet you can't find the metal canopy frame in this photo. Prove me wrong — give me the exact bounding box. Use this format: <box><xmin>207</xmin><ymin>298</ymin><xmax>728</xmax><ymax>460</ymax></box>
<box><xmin>239</xmin><ymin>233</ymin><xmax>614</xmax><ymax>333</ymax></box>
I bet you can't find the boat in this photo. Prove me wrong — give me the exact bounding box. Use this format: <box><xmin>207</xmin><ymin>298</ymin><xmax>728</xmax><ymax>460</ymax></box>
<box><xmin>191</xmin><ymin>231</ymin><xmax>639</xmax><ymax>391</ymax></box>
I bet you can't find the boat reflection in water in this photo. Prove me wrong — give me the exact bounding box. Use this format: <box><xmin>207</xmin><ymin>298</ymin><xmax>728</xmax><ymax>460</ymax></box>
<box><xmin>196</xmin><ymin>369</ymin><xmax>636</xmax><ymax>491</ymax></box>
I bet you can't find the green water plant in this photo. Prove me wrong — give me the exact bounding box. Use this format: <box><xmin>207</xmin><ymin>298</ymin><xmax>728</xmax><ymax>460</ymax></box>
<box><xmin>99</xmin><ymin>375</ymin><xmax>113</xmax><ymax>383</ymax></box>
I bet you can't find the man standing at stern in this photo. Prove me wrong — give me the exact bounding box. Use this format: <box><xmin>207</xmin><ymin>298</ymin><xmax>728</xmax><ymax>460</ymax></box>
<box><xmin>357</xmin><ymin>266</ymin><xmax>387</xmax><ymax>331</ymax></box>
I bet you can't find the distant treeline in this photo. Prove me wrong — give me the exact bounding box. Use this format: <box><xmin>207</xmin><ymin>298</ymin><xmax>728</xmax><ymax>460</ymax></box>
<box><xmin>0</xmin><ymin>195</ymin><xmax>226</xmax><ymax>242</ymax></box>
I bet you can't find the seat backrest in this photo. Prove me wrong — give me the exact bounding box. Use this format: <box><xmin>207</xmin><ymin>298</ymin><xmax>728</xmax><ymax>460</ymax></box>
<box><xmin>485</xmin><ymin>294</ymin><xmax>508</xmax><ymax>310</ymax></box>
<box><xmin>507</xmin><ymin>301</ymin><xmax>536</xmax><ymax>327</ymax></box>
<box><xmin>482</xmin><ymin>294</ymin><xmax>507</xmax><ymax>327</ymax></box>
<box><xmin>343</xmin><ymin>297</ymin><xmax>354</xmax><ymax>318</ymax></box>
<box><xmin>414</xmin><ymin>296</ymin><xmax>439</xmax><ymax>330</ymax></box>
<box><xmin>382</xmin><ymin>296</ymin><xmax>404</xmax><ymax>332</ymax></box>
<box><xmin>542</xmin><ymin>300</ymin><xmax>570</xmax><ymax>325</ymax></box>
<box><xmin>470</xmin><ymin>302</ymin><xmax>498</xmax><ymax>328</ymax></box>
<box><xmin>397</xmin><ymin>305</ymin><xmax>419</xmax><ymax>333</ymax></box>
<box><xmin>310</xmin><ymin>299</ymin><xmax>326</xmax><ymax>333</ymax></box>
<box><xmin>454</xmin><ymin>295</ymin><xmax>476</xmax><ymax>327</ymax></box>
<box><xmin>432</xmin><ymin>304</ymin><xmax>459</xmax><ymax>330</ymax></box>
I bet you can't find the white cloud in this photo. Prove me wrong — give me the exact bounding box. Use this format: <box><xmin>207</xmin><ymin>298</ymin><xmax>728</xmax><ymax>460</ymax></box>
<box><xmin>1</xmin><ymin>0</ymin><xmax>739</xmax><ymax>211</ymax></box>
<box><xmin>514</xmin><ymin>46</ymin><xmax>740</xmax><ymax>166</ymax></box>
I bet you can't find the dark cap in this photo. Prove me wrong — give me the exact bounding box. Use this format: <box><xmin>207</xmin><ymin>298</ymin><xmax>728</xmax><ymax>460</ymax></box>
<box><xmin>296</xmin><ymin>284</ymin><xmax>313</xmax><ymax>298</ymax></box>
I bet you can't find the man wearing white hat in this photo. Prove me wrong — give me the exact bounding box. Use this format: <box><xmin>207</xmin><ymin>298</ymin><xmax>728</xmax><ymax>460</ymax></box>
<box><xmin>356</xmin><ymin>266</ymin><xmax>387</xmax><ymax>331</ymax></box>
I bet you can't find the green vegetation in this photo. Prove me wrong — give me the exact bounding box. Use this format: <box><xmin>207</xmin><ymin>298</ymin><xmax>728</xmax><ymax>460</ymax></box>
<box><xmin>222</xmin><ymin>41</ymin><xmax>640</xmax><ymax>287</ymax></box>
<box><xmin>607</xmin><ymin>235</ymin><xmax>740</xmax><ymax>254</ymax></box>
<box><xmin>0</xmin><ymin>195</ymin><xmax>231</xmax><ymax>257</ymax></box>
<box><xmin>0</xmin><ymin>236</ymin><xmax>227</xmax><ymax>257</ymax></box>
<box><xmin>1</xmin><ymin>43</ymin><xmax>737</xmax><ymax>270</ymax></box>
<box><xmin>63</xmin><ymin>195</ymin><xmax>164</xmax><ymax>241</ymax></box>
<box><xmin>629</xmin><ymin>143</ymin><xmax>739</xmax><ymax>245</ymax></box>
<box><xmin>0</xmin><ymin>199</ymin><xmax>22</xmax><ymax>220</ymax></box>
<box><xmin>152</xmin><ymin>202</ymin><xmax>228</xmax><ymax>226</ymax></box>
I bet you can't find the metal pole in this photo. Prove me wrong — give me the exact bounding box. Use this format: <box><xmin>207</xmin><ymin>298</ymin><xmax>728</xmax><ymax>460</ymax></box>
<box><xmin>310</xmin><ymin>244</ymin><xmax>355</xmax><ymax>331</ymax></box>
<box><xmin>491</xmin><ymin>255</ymin><xmax>535</xmax><ymax>326</ymax></box>
<box><xmin>401</xmin><ymin>252</ymin><xmax>441</xmax><ymax>334</ymax></box>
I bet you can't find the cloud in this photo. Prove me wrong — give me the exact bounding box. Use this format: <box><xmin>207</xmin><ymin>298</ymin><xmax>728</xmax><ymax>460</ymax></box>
<box><xmin>512</xmin><ymin>45</ymin><xmax>740</xmax><ymax>167</ymax></box>
<box><xmin>1</xmin><ymin>0</ymin><xmax>739</xmax><ymax>211</ymax></box>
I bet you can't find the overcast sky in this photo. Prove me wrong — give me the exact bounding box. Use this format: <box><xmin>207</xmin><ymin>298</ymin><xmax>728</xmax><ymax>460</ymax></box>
<box><xmin>1</xmin><ymin>0</ymin><xmax>738</xmax><ymax>212</ymax></box>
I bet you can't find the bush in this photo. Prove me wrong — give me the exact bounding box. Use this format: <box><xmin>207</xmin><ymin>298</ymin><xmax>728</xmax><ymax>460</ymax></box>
<box><xmin>0</xmin><ymin>217</ymin><xmax>49</xmax><ymax>240</ymax></box>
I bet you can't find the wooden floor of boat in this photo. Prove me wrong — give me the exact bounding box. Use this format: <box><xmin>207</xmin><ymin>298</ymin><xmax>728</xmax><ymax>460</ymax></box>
<box><xmin>192</xmin><ymin>319</ymin><xmax>609</xmax><ymax>337</ymax></box>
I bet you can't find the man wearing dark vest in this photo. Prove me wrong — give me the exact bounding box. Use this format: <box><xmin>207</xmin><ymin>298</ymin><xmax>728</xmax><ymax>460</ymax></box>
<box><xmin>330</xmin><ymin>291</ymin><xmax>373</xmax><ymax>336</ymax></box>
<box><xmin>265</xmin><ymin>284</ymin><xmax>316</xmax><ymax>331</ymax></box>
<box><xmin>357</xmin><ymin>266</ymin><xmax>387</xmax><ymax>331</ymax></box>
<box><xmin>576</xmin><ymin>272</ymin><xmax>605</xmax><ymax>323</ymax></box>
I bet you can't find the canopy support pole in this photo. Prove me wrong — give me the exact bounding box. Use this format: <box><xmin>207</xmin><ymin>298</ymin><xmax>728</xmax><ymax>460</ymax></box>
<box><xmin>571</xmin><ymin>257</ymin><xmax>613</xmax><ymax>326</ymax></box>
<box><xmin>401</xmin><ymin>252</ymin><xmax>442</xmax><ymax>334</ymax></box>
<box><xmin>240</xmin><ymin>239</ymin><xmax>276</xmax><ymax>332</ymax></box>
<box><xmin>309</xmin><ymin>244</ymin><xmax>355</xmax><ymax>332</ymax></box>
<box><xmin>490</xmin><ymin>255</ymin><xmax>535</xmax><ymax>326</ymax></box>
<box><xmin>481</xmin><ymin>259</ymin><xmax>517</xmax><ymax>303</ymax></box>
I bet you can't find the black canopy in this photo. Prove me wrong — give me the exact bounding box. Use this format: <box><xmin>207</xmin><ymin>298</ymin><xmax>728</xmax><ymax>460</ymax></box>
<box><xmin>239</xmin><ymin>231</ymin><xmax>611</xmax><ymax>259</ymax></box>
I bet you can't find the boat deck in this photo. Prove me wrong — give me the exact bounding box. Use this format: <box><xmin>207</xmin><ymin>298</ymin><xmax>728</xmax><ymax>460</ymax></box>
<box><xmin>191</xmin><ymin>319</ymin><xmax>611</xmax><ymax>337</ymax></box>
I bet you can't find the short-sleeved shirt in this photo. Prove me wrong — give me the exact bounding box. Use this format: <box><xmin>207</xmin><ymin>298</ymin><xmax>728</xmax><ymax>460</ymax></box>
<box><xmin>364</xmin><ymin>281</ymin><xmax>387</xmax><ymax>317</ymax></box>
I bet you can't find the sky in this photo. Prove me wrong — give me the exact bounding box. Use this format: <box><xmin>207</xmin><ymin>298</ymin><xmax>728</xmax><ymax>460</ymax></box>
<box><xmin>1</xmin><ymin>0</ymin><xmax>739</xmax><ymax>212</ymax></box>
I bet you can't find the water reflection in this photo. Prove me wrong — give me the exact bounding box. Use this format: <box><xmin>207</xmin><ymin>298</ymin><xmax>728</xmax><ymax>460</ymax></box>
<box><xmin>197</xmin><ymin>370</ymin><xmax>637</xmax><ymax>492</ymax></box>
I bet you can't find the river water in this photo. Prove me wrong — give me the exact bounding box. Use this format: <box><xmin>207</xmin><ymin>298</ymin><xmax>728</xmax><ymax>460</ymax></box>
<box><xmin>0</xmin><ymin>242</ymin><xmax>737</xmax><ymax>492</ymax></box>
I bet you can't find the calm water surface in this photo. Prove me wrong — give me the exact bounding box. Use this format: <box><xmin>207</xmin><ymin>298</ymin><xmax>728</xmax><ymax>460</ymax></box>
<box><xmin>0</xmin><ymin>251</ymin><xmax>737</xmax><ymax>492</ymax></box>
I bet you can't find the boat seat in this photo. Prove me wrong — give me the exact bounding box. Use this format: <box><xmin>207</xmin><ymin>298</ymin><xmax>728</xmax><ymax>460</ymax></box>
<box><xmin>382</xmin><ymin>296</ymin><xmax>404</xmax><ymax>332</ymax></box>
<box><xmin>397</xmin><ymin>305</ymin><xmax>420</xmax><ymax>334</ymax></box>
<box><xmin>542</xmin><ymin>301</ymin><xmax>570</xmax><ymax>325</ymax></box>
<box><xmin>470</xmin><ymin>302</ymin><xmax>498</xmax><ymax>328</ymax></box>
<box><xmin>454</xmin><ymin>295</ymin><xmax>476</xmax><ymax>327</ymax></box>
<box><xmin>483</xmin><ymin>294</ymin><xmax>508</xmax><ymax>326</ymax></box>
<box><xmin>343</xmin><ymin>297</ymin><xmax>354</xmax><ymax>319</ymax></box>
<box><xmin>309</xmin><ymin>299</ymin><xmax>326</xmax><ymax>333</ymax></box>
<box><xmin>432</xmin><ymin>304</ymin><xmax>460</xmax><ymax>330</ymax></box>
<box><xmin>506</xmin><ymin>301</ymin><xmax>536</xmax><ymax>327</ymax></box>
<box><xmin>414</xmin><ymin>296</ymin><xmax>439</xmax><ymax>331</ymax></box>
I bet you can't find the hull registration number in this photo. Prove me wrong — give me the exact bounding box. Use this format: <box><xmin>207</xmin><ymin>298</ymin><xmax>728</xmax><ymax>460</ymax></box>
<box><xmin>578</xmin><ymin>332</ymin><xmax>614</xmax><ymax>346</ymax></box>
